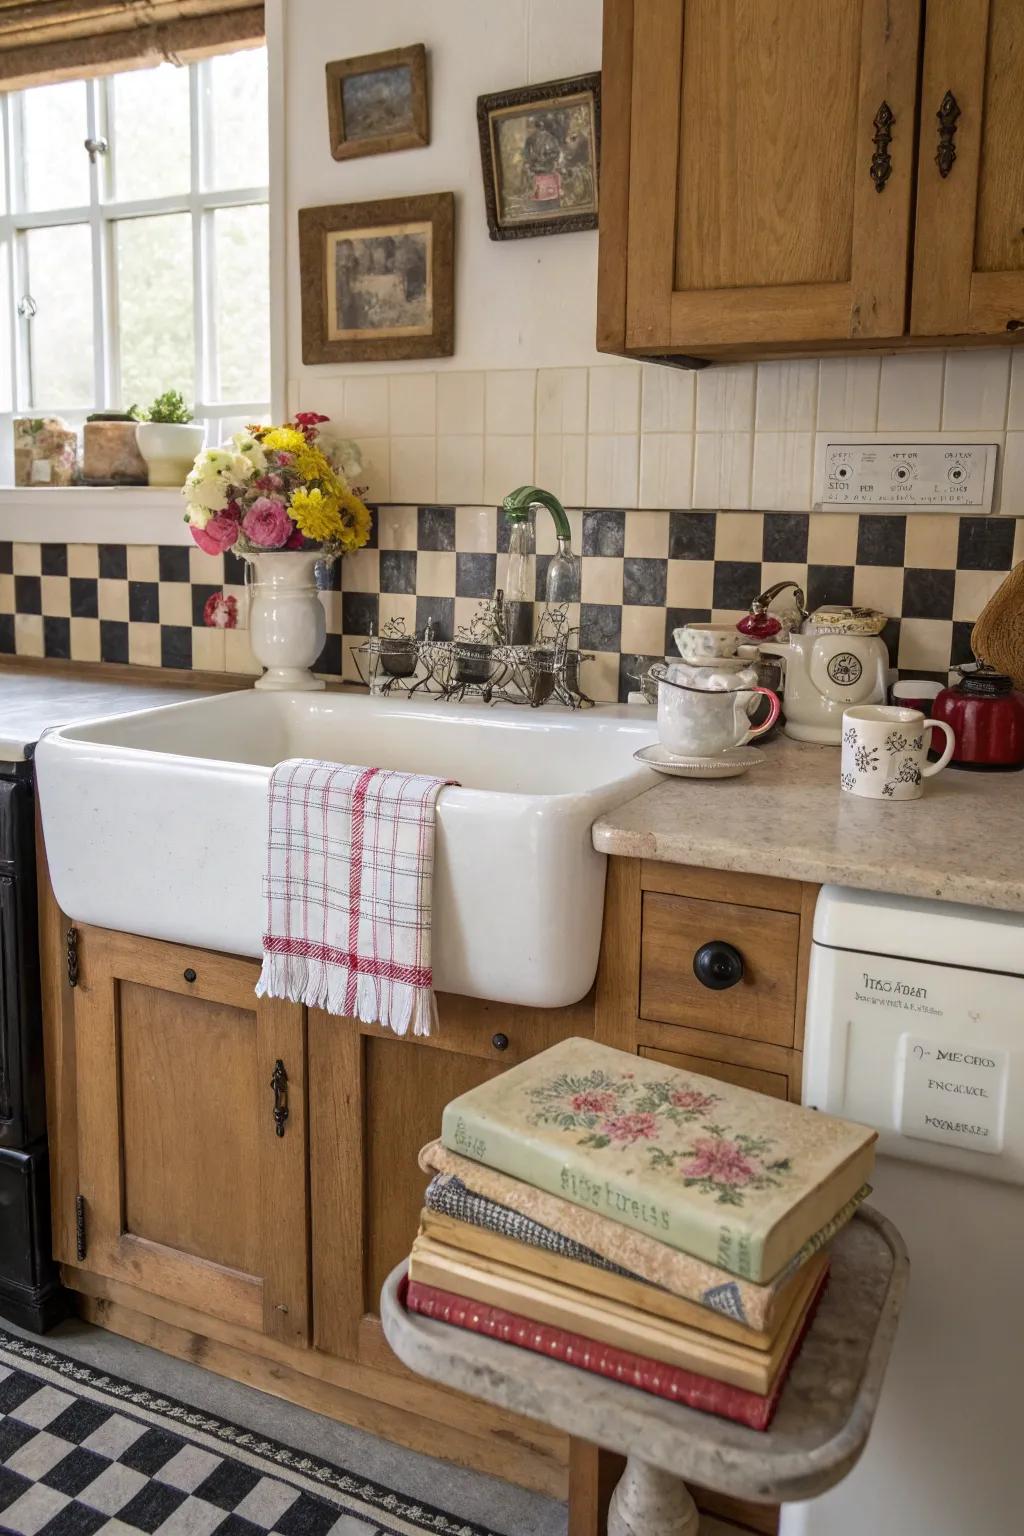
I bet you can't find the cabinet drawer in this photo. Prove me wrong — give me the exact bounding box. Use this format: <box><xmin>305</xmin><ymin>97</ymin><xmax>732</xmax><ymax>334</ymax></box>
<box><xmin>640</xmin><ymin>1045</ymin><xmax>788</xmax><ymax>1101</ymax></box>
<box><xmin>639</xmin><ymin>892</ymin><xmax>798</xmax><ymax>1047</ymax></box>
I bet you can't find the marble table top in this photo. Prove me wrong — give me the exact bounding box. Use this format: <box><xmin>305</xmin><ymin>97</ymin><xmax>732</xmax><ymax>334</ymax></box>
<box><xmin>380</xmin><ymin>1207</ymin><xmax>909</xmax><ymax>1506</ymax></box>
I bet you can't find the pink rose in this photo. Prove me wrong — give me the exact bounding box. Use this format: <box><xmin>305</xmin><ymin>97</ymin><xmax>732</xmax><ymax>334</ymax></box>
<box><xmin>600</xmin><ymin>1111</ymin><xmax>657</xmax><ymax>1144</ymax></box>
<box><xmin>242</xmin><ymin>497</ymin><xmax>292</xmax><ymax>549</ymax></box>
<box><xmin>191</xmin><ymin>510</ymin><xmax>239</xmax><ymax>555</ymax></box>
<box><xmin>203</xmin><ymin>592</ymin><xmax>238</xmax><ymax>629</ymax></box>
<box><xmin>671</xmin><ymin>1088</ymin><xmax>717</xmax><ymax>1114</ymax></box>
<box><xmin>571</xmin><ymin>1091</ymin><xmax>617</xmax><ymax>1116</ymax></box>
<box><xmin>682</xmin><ymin>1136</ymin><xmax>757</xmax><ymax>1186</ymax></box>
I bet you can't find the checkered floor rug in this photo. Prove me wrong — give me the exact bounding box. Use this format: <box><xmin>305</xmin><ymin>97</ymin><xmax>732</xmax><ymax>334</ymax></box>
<box><xmin>0</xmin><ymin>1328</ymin><xmax>506</xmax><ymax>1536</ymax></box>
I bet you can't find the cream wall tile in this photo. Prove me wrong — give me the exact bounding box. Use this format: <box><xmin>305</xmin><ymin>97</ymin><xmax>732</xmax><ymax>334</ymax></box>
<box><xmin>455</xmin><ymin>507</ymin><xmax>496</xmax><ymax>553</ymax></box>
<box><xmin>877</xmin><ymin>353</ymin><xmax>944</xmax><ymax>430</ymax></box>
<box><xmin>666</xmin><ymin>559</ymin><xmax>714</xmax><ymax>607</ymax></box>
<box><xmin>714</xmin><ymin>512</ymin><xmax>764</xmax><ymax>560</ymax></box>
<box><xmin>696</xmin><ymin>364</ymin><xmax>756</xmax><ymax>432</ymax></box>
<box><xmin>68</xmin><ymin>546</ymin><xmax>99</xmax><ymax>579</ymax></box>
<box><xmin>389</xmin><ymin>373</ymin><xmax>436</xmax><ymax>436</ymax></box>
<box><xmin>69</xmin><ymin>617</ymin><xmax>100</xmax><ymax>662</ymax></box>
<box><xmin>302</xmin><ymin>376</ymin><xmax>345</xmax><ymax>420</ymax></box>
<box><xmin>342</xmin><ymin>547</ymin><xmax>379</xmax><ymax>592</ymax></box>
<box><xmin>484</xmin><ymin>436</ymin><xmax>534</xmax><ymax>502</ymax></box>
<box><xmin>942</xmin><ymin>349</ymin><xmax>1010</xmax><ymax>430</ymax></box>
<box><xmin>191</xmin><ymin>627</ymin><xmax>226</xmax><ymax>671</ymax></box>
<box><xmin>1008</xmin><ymin>353</ymin><xmax>1024</xmax><ymax>431</ymax></box>
<box><xmin>0</xmin><ymin>574</ymin><xmax>12</xmax><ymax>610</ymax></box>
<box><xmin>417</xmin><ymin>551</ymin><xmax>455</xmax><ymax>595</ymax></box>
<box><xmin>587</xmin><ymin>435</ymin><xmax>639</xmax><ymax>508</ymax></box>
<box><xmin>853</xmin><ymin>565</ymin><xmax>904</xmax><ymax>616</ymax></box>
<box><xmin>225</xmin><ymin>626</ymin><xmax>261</xmax><ymax>675</ymax></box>
<box><xmin>641</xmin><ymin>367</ymin><xmax>695</xmax><ymax>433</ymax></box>
<box><xmin>807</xmin><ymin>512</ymin><xmax>859</xmax><ymax>564</ymax></box>
<box><xmin>13</xmin><ymin>545</ymin><xmax>40</xmax><ymax>576</ymax></box>
<box><xmin>755</xmin><ymin>361</ymin><xmax>818</xmax><ymax>431</ymax></box>
<box><xmin>188</xmin><ymin>547</ymin><xmax>223</xmax><ymax>584</ymax></box>
<box><xmin>437</xmin><ymin>372</ymin><xmax>485</xmax><ymax>434</ymax></box>
<box><xmin>127</xmin><ymin>546</ymin><xmax>159</xmax><ymax>582</ymax></box>
<box><xmin>759</xmin><ymin>561</ymin><xmax>808</xmax><ymax>598</ymax></box>
<box><xmin>638</xmin><ymin>434</ymin><xmax>693</xmax><ymax>510</ymax></box>
<box><xmin>585</xmin><ymin>651</ymin><xmax>619</xmax><ymax>704</ymax></box>
<box><xmin>711</xmin><ymin>606</ymin><xmax>749</xmax><ymax>625</ymax></box>
<box><xmin>692</xmin><ymin>433</ymin><xmax>752</xmax><ymax>509</ymax></box>
<box><xmin>898</xmin><ymin>618</ymin><xmax>953</xmax><ymax>672</ymax></box>
<box><xmin>378</xmin><ymin>593</ymin><xmax>417</xmax><ymax>632</ymax></box>
<box><xmin>588</xmin><ymin>366</ymin><xmax>641</xmax><ymax>434</ymax></box>
<box><xmin>376</xmin><ymin>506</ymin><xmax>417</xmax><ymax>549</ymax></box>
<box><xmin>15</xmin><ymin>614</ymin><xmax>42</xmax><ymax>656</ymax></box>
<box><xmin>341</xmin><ymin>642</ymin><xmax>366</xmax><ymax>684</ymax></box>
<box><xmin>128</xmin><ymin>622</ymin><xmax>160</xmax><ymax>666</ymax></box>
<box><xmin>537</xmin><ymin>368</ymin><xmax>588</xmax><ymax>434</ymax></box>
<box><xmin>751</xmin><ymin>432</ymin><xmax>814</xmax><ymax>510</ymax></box>
<box><xmin>535</xmin><ymin>435</ymin><xmax>586</xmax><ymax>505</ymax></box>
<box><xmin>437</xmin><ymin>436</ymin><xmax>484</xmax><ymax>503</ymax></box>
<box><xmin>390</xmin><ymin>437</ymin><xmax>435</xmax><ymax>502</ymax></box>
<box><xmin>40</xmin><ymin>576</ymin><xmax>70</xmax><ymax>616</ymax></box>
<box><xmin>343</xmin><ymin>376</ymin><xmax>389</xmax><ymax>437</ymax></box>
<box><xmin>581</xmin><ymin>556</ymin><xmax>624</xmax><ymax>604</ymax></box>
<box><xmin>904</xmin><ymin>514</ymin><xmax>960</xmax><ymax>568</ymax></box>
<box><xmin>97</xmin><ymin>579</ymin><xmax>129</xmax><ymax>621</ymax></box>
<box><xmin>620</xmin><ymin>605</ymin><xmax>665</xmax><ymax>654</ymax></box>
<box><xmin>999</xmin><ymin>432</ymin><xmax>1024</xmax><ymax>515</ymax></box>
<box><xmin>954</xmin><ymin>567</ymin><xmax>1007</xmax><ymax>622</ymax></box>
<box><xmin>624</xmin><ymin>511</ymin><xmax>670</xmax><ymax>559</ymax></box>
<box><xmin>816</xmin><ymin>356</ymin><xmax>880</xmax><ymax>432</ymax></box>
<box><xmin>158</xmin><ymin>584</ymin><xmax>191</xmax><ymax>626</ymax></box>
<box><xmin>356</xmin><ymin>436</ymin><xmax>389</xmax><ymax>502</ymax></box>
<box><xmin>319</xmin><ymin>590</ymin><xmax>341</xmax><ymax>632</ymax></box>
<box><xmin>486</xmin><ymin>370</ymin><xmax>536</xmax><ymax>435</ymax></box>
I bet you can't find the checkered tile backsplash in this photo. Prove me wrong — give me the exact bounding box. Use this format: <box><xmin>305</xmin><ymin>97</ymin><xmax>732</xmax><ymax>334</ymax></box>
<box><xmin>2</xmin><ymin>507</ymin><xmax>1022</xmax><ymax>704</ymax></box>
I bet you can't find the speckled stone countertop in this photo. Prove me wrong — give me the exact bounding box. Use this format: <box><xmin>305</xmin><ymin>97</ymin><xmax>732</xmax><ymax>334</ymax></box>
<box><xmin>592</xmin><ymin>734</ymin><xmax>1024</xmax><ymax>912</ymax></box>
<box><xmin>0</xmin><ymin>670</ymin><xmax>215</xmax><ymax>761</ymax></box>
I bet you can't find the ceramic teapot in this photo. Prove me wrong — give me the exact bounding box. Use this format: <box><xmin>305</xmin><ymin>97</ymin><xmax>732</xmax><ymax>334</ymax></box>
<box><xmin>760</xmin><ymin>607</ymin><xmax>889</xmax><ymax>744</ymax></box>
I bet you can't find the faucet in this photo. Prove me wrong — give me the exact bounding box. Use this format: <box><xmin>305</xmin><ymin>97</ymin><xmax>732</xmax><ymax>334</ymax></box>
<box><xmin>501</xmin><ymin>484</ymin><xmax>578</xmax><ymax>605</ymax></box>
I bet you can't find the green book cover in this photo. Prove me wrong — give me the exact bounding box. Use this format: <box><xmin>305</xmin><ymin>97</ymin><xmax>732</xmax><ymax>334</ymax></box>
<box><xmin>440</xmin><ymin>1038</ymin><xmax>875</xmax><ymax>1282</ymax></box>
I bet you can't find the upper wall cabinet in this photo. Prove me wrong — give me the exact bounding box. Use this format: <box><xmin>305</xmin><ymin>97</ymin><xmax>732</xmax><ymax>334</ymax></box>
<box><xmin>598</xmin><ymin>0</ymin><xmax>1024</xmax><ymax>364</ymax></box>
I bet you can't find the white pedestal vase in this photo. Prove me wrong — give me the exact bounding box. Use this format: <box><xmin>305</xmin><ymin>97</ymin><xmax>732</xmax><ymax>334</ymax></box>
<box><xmin>246</xmin><ymin>550</ymin><xmax>328</xmax><ymax>692</ymax></box>
<box><xmin>135</xmin><ymin>421</ymin><xmax>206</xmax><ymax>486</ymax></box>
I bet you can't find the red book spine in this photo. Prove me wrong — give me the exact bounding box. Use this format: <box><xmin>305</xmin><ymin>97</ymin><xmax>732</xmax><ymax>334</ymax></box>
<box><xmin>404</xmin><ymin>1275</ymin><xmax>821</xmax><ymax>1430</ymax></box>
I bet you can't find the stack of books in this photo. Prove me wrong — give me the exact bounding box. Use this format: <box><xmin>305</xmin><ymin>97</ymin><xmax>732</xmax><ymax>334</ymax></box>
<box><xmin>407</xmin><ymin>1038</ymin><xmax>876</xmax><ymax>1430</ymax></box>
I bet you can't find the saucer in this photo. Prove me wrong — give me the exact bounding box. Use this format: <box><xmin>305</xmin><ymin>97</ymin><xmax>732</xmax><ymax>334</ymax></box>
<box><xmin>634</xmin><ymin>744</ymin><xmax>766</xmax><ymax>779</ymax></box>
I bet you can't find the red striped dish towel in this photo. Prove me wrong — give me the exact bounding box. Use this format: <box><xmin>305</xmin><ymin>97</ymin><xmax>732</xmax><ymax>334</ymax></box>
<box><xmin>256</xmin><ymin>760</ymin><xmax>454</xmax><ymax>1036</ymax></box>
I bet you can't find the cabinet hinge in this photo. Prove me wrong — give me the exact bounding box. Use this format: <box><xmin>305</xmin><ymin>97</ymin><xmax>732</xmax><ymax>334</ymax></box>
<box><xmin>75</xmin><ymin>1194</ymin><xmax>86</xmax><ymax>1262</ymax></box>
<box><xmin>66</xmin><ymin>927</ymin><xmax>79</xmax><ymax>989</ymax></box>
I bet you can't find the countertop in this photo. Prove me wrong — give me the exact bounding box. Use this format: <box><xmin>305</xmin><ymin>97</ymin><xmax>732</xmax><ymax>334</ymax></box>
<box><xmin>0</xmin><ymin>670</ymin><xmax>214</xmax><ymax>761</ymax></box>
<box><xmin>593</xmin><ymin>734</ymin><xmax>1024</xmax><ymax>913</ymax></box>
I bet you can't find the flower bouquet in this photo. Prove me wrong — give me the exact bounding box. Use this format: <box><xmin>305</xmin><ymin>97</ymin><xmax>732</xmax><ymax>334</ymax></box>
<box><xmin>182</xmin><ymin>412</ymin><xmax>371</xmax><ymax>560</ymax></box>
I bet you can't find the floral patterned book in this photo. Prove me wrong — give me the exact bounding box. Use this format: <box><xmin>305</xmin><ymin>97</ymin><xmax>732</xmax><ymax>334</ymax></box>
<box><xmin>440</xmin><ymin>1038</ymin><xmax>876</xmax><ymax>1282</ymax></box>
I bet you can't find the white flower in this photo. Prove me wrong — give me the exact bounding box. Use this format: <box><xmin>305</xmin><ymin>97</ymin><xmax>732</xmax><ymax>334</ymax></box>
<box><xmin>231</xmin><ymin>432</ymin><xmax>267</xmax><ymax>472</ymax></box>
<box><xmin>334</xmin><ymin>437</ymin><xmax>363</xmax><ymax>481</ymax></box>
<box><xmin>189</xmin><ymin>447</ymin><xmax>233</xmax><ymax>480</ymax></box>
<box><xmin>186</xmin><ymin>503</ymin><xmax>214</xmax><ymax>529</ymax></box>
<box><xmin>229</xmin><ymin>453</ymin><xmax>257</xmax><ymax>484</ymax></box>
<box><xmin>185</xmin><ymin>473</ymin><xmax>229</xmax><ymax>513</ymax></box>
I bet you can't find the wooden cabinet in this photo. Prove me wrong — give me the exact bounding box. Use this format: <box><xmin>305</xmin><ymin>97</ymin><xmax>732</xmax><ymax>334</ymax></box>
<box><xmin>599</xmin><ymin>0</ymin><xmax>1024</xmax><ymax>362</ymax></box>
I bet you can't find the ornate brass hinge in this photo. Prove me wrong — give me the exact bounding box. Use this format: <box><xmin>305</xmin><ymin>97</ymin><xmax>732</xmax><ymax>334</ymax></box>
<box><xmin>66</xmin><ymin>927</ymin><xmax>79</xmax><ymax>988</ymax></box>
<box><xmin>869</xmin><ymin>101</ymin><xmax>895</xmax><ymax>192</ymax></box>
<box><xmin>75</xmin><ymin>1194</ymin><xmax>86</xmax><ymax>1262</ymax></box>
<box><xmin>936</xmin><ymin>90</ymin><xmax>961</xmax><ymax>178</ymax></box>
<box><xmin>270</xmin><ymin>1059</ymin><xmax>289</xmax><ymax>1137</ymax></box>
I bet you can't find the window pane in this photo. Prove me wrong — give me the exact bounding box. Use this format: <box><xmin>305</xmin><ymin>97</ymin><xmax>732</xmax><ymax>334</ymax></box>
<box><xmin>22</xmin><ymin>81</ymin><xmax>90</xmax><ymax>212</ymax></box>
<box><xmin>116</xmin><ymin>213</ymin><xmax>193</xmax><ymax>409</ymax></box>
<box><xmin>25</xmin><ymin>225</ymin><xmax>94</xmax><ymax>406</ymax></box>
<box><xmin>206</xmin><ymin>48</ymin><xmax>268</xmax><ymax>189</ymax></box>
<box><xmin>0</xmin><ymin>243</ymin><xmax>10</xmax><ymax>411</ymax></box>
<box><xmin>110</xmin><ymin>62</ymin><xmax>190</xmax><ymax>202</ymax></box>
<box><xmin>214</xmin><ymin>204</ymin><xmax>269</xmax><ymax>401</ymax></box>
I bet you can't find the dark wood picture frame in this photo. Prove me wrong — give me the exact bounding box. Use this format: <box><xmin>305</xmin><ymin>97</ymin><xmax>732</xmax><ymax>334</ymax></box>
<box><xmin>299</xmin><ymin>193</ymin><xmax>454</xmax><ymax>364</ymax></box>
<box><xmin>325</xmin><ymin>44</ymin><xmax>429</xmax><ymax>161</ymax></box>
<box><xmin>477</xmin><ymin>72</ymin><xmax>601</xmax><ymax>241</ymax></box>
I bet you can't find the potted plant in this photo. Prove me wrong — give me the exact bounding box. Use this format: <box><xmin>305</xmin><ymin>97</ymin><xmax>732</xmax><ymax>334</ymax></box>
<box><xmin>135</xmin><ymin>390</ymin><xmax>205</xmax><ymax>486</ymax></box>
<box><xmin>182</xmin><ymin>413</ymin><xmax>371</xmax><ymax>690</ymax></box>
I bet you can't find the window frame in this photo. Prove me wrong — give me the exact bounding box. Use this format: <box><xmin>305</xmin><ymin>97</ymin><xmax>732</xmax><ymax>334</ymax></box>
<box><xmin>0</xmin><ymin>47</ymin><xmax>270</xmax><ymax>482</ymax></box>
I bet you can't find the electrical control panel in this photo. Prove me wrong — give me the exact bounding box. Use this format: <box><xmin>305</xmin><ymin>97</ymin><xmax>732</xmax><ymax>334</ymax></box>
<box><xmin>815</xmin><ymin>441</ymin><xmax>998</xmax><ymax>512</ymax></box>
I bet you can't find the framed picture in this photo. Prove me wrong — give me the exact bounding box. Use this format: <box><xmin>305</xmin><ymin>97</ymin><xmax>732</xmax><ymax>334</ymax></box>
<box><xmin>477</xmin><ymin>73</ymin><xmax>601</xmax><ymax>240</ymax></box>
<box><xmin>325</xmin><ymin>44</ymin><xmax>429</xmax><ymax>161</ymax></box>
<box><xmin>299</xmin><ymin>193</ymin><xmax>454</xmax><ymax>364</ymax></box>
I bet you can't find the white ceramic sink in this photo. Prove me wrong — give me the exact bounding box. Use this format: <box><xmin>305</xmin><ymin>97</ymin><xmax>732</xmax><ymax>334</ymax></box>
<box><xmin>35</xmin><ymin>690</ymin><xmax>658</xmax><ymax>1007</ymax></box>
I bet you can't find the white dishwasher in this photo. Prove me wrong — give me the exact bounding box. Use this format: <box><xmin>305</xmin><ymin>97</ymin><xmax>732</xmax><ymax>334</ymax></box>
<box><xmin>781</xmin><ymin>885</ymin><xmax>1024</xmax><ymax>1536</ymax></box>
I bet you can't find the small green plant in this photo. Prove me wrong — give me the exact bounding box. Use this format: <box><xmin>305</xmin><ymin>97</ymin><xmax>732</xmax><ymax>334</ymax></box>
<box><xmin>141</xmin><ymin>389</ymin><xmax>193</xmax><ymax>425</ymax></box>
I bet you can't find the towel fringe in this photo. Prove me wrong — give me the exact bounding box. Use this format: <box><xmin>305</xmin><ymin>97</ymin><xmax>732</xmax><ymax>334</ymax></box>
<box><xmin>256</xmin><ymin>953</ymin><xmax>434</xmax><ymax>1037</ymax></box>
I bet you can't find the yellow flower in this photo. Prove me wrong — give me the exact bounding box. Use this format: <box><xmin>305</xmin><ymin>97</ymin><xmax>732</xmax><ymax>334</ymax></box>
<box><xmin>290</xmin><ymin>487</ymin><xmax>343</xmax><ymax>542</ymax></box>
<box><xmin>262</xmin><ymin>426</ymin><xmax>306</xmax><ymax>455</ymax></box>
<box><xmin>294</xmin><ymin>443</ymin><xmax>334</xmax><ymax>484</ymax></box>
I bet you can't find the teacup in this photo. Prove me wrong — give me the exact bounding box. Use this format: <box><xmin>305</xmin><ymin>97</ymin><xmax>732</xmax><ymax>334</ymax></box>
<box><xmin>652</xmin><ymin>665</ymin><xmax>780</xmax><ymax>757</ymax></box>
<box><xmin>841</xmin><ymin>705</ymin><xmax>955</xmax><ymax>801</ymax></box>
<box><xmin>674</xmin><ymin>623</ymin><xmax>740</xmax><ymax>663</ymax></box>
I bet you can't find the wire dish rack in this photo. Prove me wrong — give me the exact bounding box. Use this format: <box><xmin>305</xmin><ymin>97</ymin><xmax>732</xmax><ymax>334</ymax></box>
<box><xmin>349</xmin><ymin>594</ymin><xmax>595</xmax><ymax>708</ymax></box>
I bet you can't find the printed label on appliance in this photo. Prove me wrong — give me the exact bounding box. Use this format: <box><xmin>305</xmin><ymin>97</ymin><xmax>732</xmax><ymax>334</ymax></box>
<box><xmin>898</xmin><ymin>1033</ymin><xmax>1007</xmax><ymax>1154</ymax></box>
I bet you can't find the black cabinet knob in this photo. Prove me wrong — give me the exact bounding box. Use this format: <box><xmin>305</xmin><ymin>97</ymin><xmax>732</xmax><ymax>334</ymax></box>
<box><xmin>692</xmin><ymin>940</ymin><xmax>744</xmax><ymax>991</ymax></box>
<box><xmin>183</xmin><ymin>968</ymin><xmax>197</xmax><ymax>984</ymax></box>
<box><xmin>491</xmin><ymin>1032</ymin><xmax>509</xmax><ymax>1052</ymax></box>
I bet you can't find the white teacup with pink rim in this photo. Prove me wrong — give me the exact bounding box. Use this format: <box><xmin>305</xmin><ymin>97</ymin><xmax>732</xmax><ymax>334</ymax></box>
<box><xmin>840</xmin><ymin>704</ymin><xmax>955</xmax><ymax>801</ymax></box>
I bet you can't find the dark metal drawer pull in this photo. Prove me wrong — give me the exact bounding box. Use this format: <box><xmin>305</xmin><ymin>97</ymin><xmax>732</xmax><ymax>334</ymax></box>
<box><xmin>936</xmin><ymin>90</ymin><xmax>961</xmax><ymax>178</ymax></box>
<box><xmin>692</xmin><ymin>940</ymin><xmax>744</xmax><ymax>991</ymax></box>
<box><xmin>270</xmin><ymin>1059</ymin><xmax>289</xmax><ymax>1137</ymax></box>
<box><xmin>869</xmin><ymin>100</ymin><xmax>894</xmax><ymax>192</ymax></box>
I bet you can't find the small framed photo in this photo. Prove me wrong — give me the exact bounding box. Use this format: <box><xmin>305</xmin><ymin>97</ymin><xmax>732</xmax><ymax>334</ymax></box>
<box><xmin>325</xmin><ymin>44</ymin><xmax>429</xmax><ymax>161</ymax></box>
<box><xmin>299</xmin><ymin>193</ymin><xmax>454</xmax><ymax>364</ymax></box>
<box><xmin>477</xmin><ymin>73</ymin><xmax>601</xmax><ymax>240</ymax></box>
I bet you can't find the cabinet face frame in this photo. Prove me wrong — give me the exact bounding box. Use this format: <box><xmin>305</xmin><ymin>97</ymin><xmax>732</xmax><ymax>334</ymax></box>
<box><xmin>72</xmin><ymin>927</ymin><xmax>310</xmax><ymax>1348</ymax></box>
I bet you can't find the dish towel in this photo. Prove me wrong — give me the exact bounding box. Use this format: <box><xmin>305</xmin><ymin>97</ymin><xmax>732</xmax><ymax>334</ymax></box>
<box><xmin>256</xmin><ymin>759</ymin><xmax>454</xmax><ymax>1036</ymax></box>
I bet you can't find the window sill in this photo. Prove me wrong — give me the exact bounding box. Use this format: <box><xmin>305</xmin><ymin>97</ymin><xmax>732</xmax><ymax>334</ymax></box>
<box><xmin>0</xmin><ymin>486</ymin><xmax>191</xmax><ymax>546</ymax></box>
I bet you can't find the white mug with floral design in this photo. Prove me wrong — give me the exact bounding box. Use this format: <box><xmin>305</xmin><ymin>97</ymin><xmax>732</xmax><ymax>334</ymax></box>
<box><xmin>840</xmin><ymin>704</ymin><xmax>955</xmax><ymax>800</ymax></box>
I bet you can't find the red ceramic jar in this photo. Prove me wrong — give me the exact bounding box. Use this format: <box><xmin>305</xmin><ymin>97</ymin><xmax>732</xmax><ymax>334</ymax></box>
<box><xmin>931</xmin><ymin>670</ymin><xmax>1024</xmax><ymax>771</ymax></box>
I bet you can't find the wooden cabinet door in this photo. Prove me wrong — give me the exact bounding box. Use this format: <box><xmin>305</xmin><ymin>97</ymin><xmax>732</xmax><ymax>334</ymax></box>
<box><xmin>612</xmin><ymin>0</ymin><xmax>921</xmax><ymax>353</ymax></box>
<box><xmin>73</xmin><ymin>927</ymin><xmax>309</xmax><ymax>1349</ymax></box>
<box><xmin>911</xmin><ymin>0</ymin><xmax>1024</xmax><ymax>335</ymax></box>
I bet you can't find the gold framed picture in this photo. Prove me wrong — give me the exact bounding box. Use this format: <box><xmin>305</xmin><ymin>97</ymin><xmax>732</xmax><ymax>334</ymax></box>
<box><xmin>325</xmin><ymin>44</ymin><xmax>429</xmax><ymax>161</ymax></box>
<box><xmin>299</xmin><ymin>194</ymin><xmax>454</xmax><ymax>364</ymax></box>
<box><xmin>477</xmin><ymin>73</ymin><xmax>601</xmax><ymax>240</ymax></box>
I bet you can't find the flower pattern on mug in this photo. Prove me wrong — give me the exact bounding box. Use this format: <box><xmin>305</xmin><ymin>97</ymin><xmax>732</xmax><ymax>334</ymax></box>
<box><xmin>896</xmin><ymin>758</ymin><xmax>922</xmax><ymax>785</ymax></box>
<box><xmin>840</xmin><ymin>770</ymin><xmax>857</xmax><ymax>790</ymax></box>
<box><xmin>911</xmin><ymin>735</ymin><xmax>924</xmax><ymax>752</ymax></box>
<box><xmin>882</xmin><ymin>780</ymin><xmax>896</xmax><ymax>797</ymax></box>
<box><xmin>843</xmin><ymin>726</ymin><xmax>858</xmax><ymax>747</ymax></box>
<box><xmin>885</xmin><ymin>730</ymin><xmax>908</xmax><ymax>754</ymax></box>
<box><xmin>854</xmin><ymin>744</ymin><xmax>880</xmax><ymax>772</ymax></box>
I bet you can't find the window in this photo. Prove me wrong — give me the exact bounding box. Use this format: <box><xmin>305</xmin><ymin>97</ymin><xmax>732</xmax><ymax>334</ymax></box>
<box><xmin>0</xmin><ymin>46</ymin><xmax>270</xmax><ymax>483</ymax></box>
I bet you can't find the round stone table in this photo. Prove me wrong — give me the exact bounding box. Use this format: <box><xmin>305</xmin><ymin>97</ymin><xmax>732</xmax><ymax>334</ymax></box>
<box><xmin>380</xmin><ymin>1207</ymin><xmax>908</xmax><ymax>1536</ymax></box>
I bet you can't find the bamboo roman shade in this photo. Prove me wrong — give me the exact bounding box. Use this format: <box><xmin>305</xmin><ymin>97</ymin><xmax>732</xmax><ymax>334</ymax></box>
<box><xmin>0</xmin><ymin>1</ymin><xmax>264</xmax><ymax>89</ymax></box>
